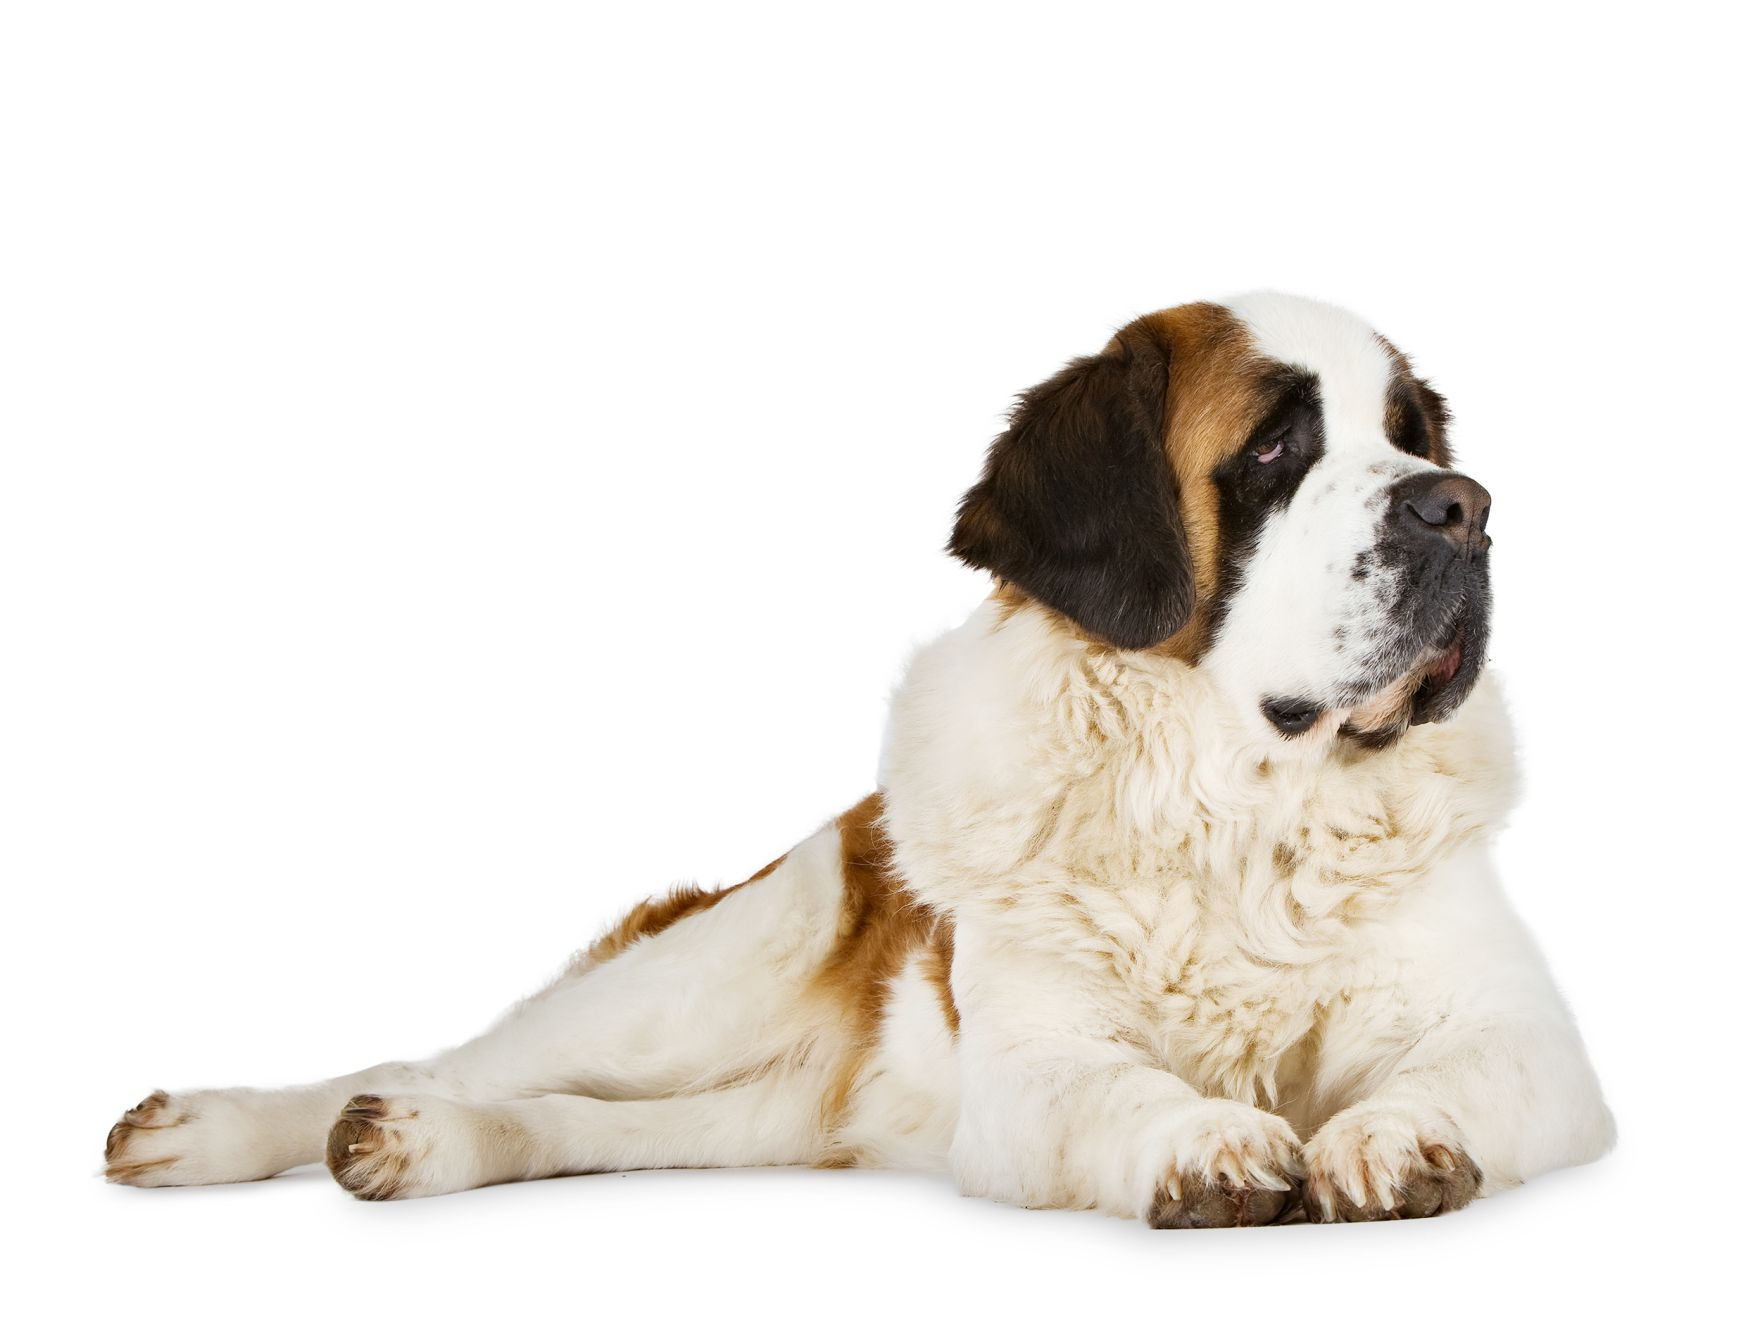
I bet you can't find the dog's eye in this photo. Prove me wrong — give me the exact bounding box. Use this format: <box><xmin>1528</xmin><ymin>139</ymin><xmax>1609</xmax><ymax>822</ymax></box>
<box><xmin>1253</xmin><ymin>437</ymin><xmax>1285</xmax><ymax>464</ymax></box>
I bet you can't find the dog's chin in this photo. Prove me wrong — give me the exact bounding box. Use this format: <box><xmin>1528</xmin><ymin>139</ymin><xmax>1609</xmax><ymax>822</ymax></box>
<box><xmin>1338</xmin><ymin>600</ymin><xmax>1490</xmax><ymax>746</ymax></box>
<box><xmin>1257</xmin><ymin>581</ymin><xmax>1491</xmax><ymax>748</ymax></box>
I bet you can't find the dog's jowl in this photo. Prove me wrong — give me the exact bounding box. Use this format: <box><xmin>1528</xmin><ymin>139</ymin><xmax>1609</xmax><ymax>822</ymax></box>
<box><xmin>105</xmin><ymin>293</ymin><xmax>1614</xmax><ymax>1226</ymax></box>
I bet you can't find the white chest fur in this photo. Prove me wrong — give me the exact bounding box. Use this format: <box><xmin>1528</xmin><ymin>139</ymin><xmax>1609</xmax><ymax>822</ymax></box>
<box><xmin>880</xmin><ymin>601</ymin><xmax>1519</xmax><ymax>1115</ymax></box>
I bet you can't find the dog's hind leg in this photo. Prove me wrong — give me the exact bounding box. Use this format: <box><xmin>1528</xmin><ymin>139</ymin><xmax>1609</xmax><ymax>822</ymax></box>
<box><xmin>324</xmin><ymin>1070</ymin><xmax>831</xmax><ymax>1200</ymax></box>
<box><xmin>436</xmin><ymin>817</ymin><xmax>859</xmax><ymax>1102</ymax></box>
<box><xmin>103</xmin><ymin>1060</ymin><xmax>510</xmax><ymax>1188</ymax></box>
<box><xmin>105</xmin><ymin>802</ymin><xmax>911</xmax><ymax>1189</ymax></box>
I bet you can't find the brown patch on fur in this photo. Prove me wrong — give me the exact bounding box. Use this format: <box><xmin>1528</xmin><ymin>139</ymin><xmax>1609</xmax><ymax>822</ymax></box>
<box><xmin>326</xmin><ymin>1095</ymin><xmax>414</xmax><ymax>1201</ymax></box>
<box><xmin>326</xmin><ymin>1114</ymin><xmax>412</xmax><ymax>1201</ymax></box>
<box><xmin>1348</xmin><ymin>669</ymin><xmax>1425</xmax><ymax>729</ymax></box>
<box><xmin>814</xmin><ymin>794</ymin><xmax>958</xmax><ymax>1141</ymax></box>
<box><xmin>1338</xmin><ymin>666</ymin><xmax>1427</xmax><ymax>749</ymax></box>
<box><xmin>924</xmin><ymin>916</ymin><xmax>960</xmax><ymax>1035</ymax></box>
<box><xmin>988</xmin><ymin>581</ymin><xmax>1035</xmax><ymax>630</ymax></box>
<box><xmin>577</xmin><ymin>851</ymin><xmax>789</xmax><ymax>970</ymax></box>
<box><xmin>105</xmin><ymin>1157</ymin><xmax>182</xmax><ymax>1181</ymax></box>
<box><xmin>1377</xmin><ymin>335</ymin><xmax>1454</xmax><ymax>468</ymax></box>
<box><xmin>1137</xmin><ymin>303</ymin><xmax>1287</xmax><ymax>661</ymax></box>
<box><xmin>104</xmin><ymin>1090</ymin><xmax>190</xmax><ymax>1178</ymax></box>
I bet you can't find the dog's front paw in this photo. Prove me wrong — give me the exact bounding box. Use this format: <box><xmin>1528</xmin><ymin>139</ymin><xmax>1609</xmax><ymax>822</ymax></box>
<box><xmin>326</xmin><ymin>1093</ymin><xmax>494</xmax><ymax>1201</ymax></box>
<box><xmin>1302</xmin><ymin>1103</ymin><xmax>1482</xmax><ymax>1222</ymax></box>
<box><xmin>1146</xmin><ymin>1100</ymin><xmax>1304</xmax><ymax>1228</ymax></box>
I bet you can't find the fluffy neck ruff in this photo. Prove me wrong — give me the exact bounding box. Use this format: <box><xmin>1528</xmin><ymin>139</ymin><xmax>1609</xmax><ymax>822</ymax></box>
<box><xmin>879</xmin><ymin>597</ymin><xmax>1518</xmax><ymax>910</ymax></box>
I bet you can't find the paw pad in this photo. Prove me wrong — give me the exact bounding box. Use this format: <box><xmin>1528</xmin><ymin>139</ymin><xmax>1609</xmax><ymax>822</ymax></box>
<box><xmin>1148</xmin><ymin>1178</ymin><xmax>1300</xmax><ymax>1229</ymax></box>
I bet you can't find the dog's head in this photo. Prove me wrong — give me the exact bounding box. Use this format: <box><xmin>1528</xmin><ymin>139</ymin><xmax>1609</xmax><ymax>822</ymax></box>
<box><xmin>950</xmin><ymin>293</ymin><xmax>1491</xmax><ymax>750</ymax></box>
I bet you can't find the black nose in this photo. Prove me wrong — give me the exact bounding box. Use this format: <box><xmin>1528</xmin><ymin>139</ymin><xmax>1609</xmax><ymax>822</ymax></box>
<box><xmin>1395</xmin><ymin>472</ymin><xmax>1491</xmax><ymax>555</ymax></box>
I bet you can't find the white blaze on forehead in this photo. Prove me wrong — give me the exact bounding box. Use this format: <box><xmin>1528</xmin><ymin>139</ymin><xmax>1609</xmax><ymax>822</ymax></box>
<box><xmin>1222</xmin><ymin>291</ymin><xmax>1394</xmax><ymax>446</ymax></box>
<box><xmin>1200</xmin><ymin>292</ymin><xmax>1437</xmax><ymax>753</ymax></box>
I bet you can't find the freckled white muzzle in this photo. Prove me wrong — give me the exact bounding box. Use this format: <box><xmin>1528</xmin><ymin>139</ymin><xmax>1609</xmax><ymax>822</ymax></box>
<box><xmin>1205</xmin><ymin>437</ymin><xmax>1493</xmax><ymax>739</ymax></box>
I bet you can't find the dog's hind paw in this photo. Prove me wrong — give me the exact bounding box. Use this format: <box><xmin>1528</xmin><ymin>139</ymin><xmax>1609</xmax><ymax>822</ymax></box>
<box><xmin>326</xmin><ymin>1093</ymin><xmax>501</xmax><ymax>1201</ymax></box>
<box><xmin>104</xmin><ymin>1088</ymin><xmax>290</xmax><ymax>1186</ymax></box>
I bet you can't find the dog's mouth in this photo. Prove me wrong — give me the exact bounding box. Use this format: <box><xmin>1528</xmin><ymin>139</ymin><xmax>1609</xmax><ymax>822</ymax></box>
<box><xmin>1264</xmin><ymin>594</ymin><xmax>1489</xmax><ymax>745</ymax></box>
<box><xmin>1414</xmin><ymin>630</ymin><xmax>1464</xmax><ymax>706</ymax></box>
<box><xmin>1409</xmin><ymin>596</ymin><xmax>1488</xmax><ymax>727</ymax></box>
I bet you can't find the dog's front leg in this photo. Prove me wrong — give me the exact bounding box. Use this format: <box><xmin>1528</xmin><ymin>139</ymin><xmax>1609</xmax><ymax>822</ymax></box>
<box><xmin>948</xmin><ymin>922</ymin><xmax>1302</xmax><ymax>1228</ymax></box>
<box><xmin>1303</xmin><ymin>943</ymin><xmax>1616</xmax><ymax>1221</ymax></box>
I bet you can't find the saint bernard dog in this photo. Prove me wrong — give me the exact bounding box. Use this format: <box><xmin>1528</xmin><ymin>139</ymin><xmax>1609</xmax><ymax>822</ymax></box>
<box><xmin>105</xmin><ymin>292</ymin><xmax>1615</xmax><ymax>1227</ymax></box>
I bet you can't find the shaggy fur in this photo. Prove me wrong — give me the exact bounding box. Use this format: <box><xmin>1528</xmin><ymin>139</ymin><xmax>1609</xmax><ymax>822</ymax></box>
<box><xmin>104</xmin><ymin>293</ymin><xmax>1613</xmax><ymax>1226</ymax></box>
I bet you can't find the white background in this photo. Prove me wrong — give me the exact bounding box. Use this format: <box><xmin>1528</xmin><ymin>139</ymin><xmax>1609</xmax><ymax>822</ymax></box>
<box><xmin>3</xmin><ymin>2</ymin><xmax>1753</xmax><ymax>1314</ymax></box>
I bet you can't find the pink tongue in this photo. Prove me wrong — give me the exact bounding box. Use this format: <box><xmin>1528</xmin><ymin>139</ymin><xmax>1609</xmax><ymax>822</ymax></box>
<box><xmin>1431</xmin><ymin>642</ymin><xmax>1463</xmax><ymax>685</ymax></box>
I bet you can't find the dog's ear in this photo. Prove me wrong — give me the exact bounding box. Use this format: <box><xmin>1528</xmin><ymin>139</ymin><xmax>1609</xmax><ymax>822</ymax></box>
<box><xmin>948</xmin><ymin>321</ymin><xmax>1193</xmax><ymax>650</ymax></box>
<box><xmin>1413</xmin><ymin>376</ymin><xmax>1454</xmax><ymax>468</ymax></box>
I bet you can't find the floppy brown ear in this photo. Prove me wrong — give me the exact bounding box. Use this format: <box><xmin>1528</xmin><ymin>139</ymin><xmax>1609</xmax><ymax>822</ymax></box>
<box><xmin>1413</xmin><ymin>377</ymin><xmax>1455</xmax><ymax>468</ymax></box>
<box><xmin>948</xmin><ymin>321</ymin><xmax>1193</xmax><ymax>650</ymax></box>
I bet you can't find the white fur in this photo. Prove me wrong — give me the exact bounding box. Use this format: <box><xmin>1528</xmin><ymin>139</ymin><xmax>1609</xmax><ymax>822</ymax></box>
<box><xmin>1208</xmin><ymin>292</ymin><xmax>1443</xmax><ymax>739</ymax></box>
<box><xmin>105</xmin><ymin>293</ymin><xmax>1613</xmax><ymax>1224</ymax></box>
<box><xmin>882</xmin><ymin>601</ymin><xmax>1611</xmax><ymax>1217</ymax></box>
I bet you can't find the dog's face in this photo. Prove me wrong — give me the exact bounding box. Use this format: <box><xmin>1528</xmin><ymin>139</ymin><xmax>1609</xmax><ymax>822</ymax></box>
<box><xmin>950</xmin><ymin>292</ymin><xmax>1491</xmax><ymax>751</ymax></box>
